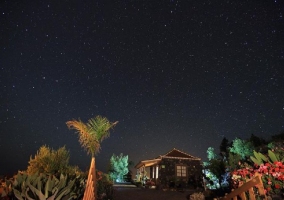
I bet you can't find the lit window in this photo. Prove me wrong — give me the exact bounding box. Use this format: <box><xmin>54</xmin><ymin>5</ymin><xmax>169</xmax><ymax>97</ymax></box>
<box><xmin>176</xmin><ymin>165</ymin><xmax>187</xmax><ymax>177</ymax></box>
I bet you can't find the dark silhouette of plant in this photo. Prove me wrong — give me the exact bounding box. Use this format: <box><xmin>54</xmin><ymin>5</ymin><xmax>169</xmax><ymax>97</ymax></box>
<box><xmin>219</xmin><ymin>137</ymin><xmax>230</xmax><ymax>159</ymax></box>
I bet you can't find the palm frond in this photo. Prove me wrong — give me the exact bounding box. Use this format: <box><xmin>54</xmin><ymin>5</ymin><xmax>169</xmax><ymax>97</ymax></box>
<box><xmin>66</xmin><ymin>119</ymin><xmax>94</xmax><ymax>155</ymax></box>
<box><xmin>87</xmin><ymin>116</ymin><xmax>118</xmax><ymax>142</ymax></box>
<box><xmin>66</xmin><ymin>119</ymin><xmax>88</xmax><ymax>134</ymax></box>
<box><xmin>67</xmin><ymin>116</ymin><xmax>118</xmax><ymax>156</ymax></box>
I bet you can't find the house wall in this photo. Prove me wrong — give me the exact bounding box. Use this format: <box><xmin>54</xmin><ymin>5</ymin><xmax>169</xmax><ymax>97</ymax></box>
<box><xmin>157</xmin><ymin>158</ymin><xmax>203</xmax><ymax>188</ymax></box>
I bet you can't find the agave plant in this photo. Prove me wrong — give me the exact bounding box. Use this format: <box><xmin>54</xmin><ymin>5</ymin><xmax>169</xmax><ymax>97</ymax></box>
<box><xmin>250</xmin><ymin>150</ymin><xmax>283</xmax><ymax>165</ymax></box>
<box><xmin>12</xmin><ymin>172</ymin><xmax>85</xmax><ymax>200</ymax></box>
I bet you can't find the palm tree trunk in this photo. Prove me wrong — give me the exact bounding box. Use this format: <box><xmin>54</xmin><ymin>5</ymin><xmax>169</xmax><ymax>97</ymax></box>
<box><xmin>92</xmin><ymin>157</ymin><xmax>96</xmax><ymax>199</ymax></box>
<box><xmin>83</xmin><ymin>157</ymin><xmax>96</xmax><ymax>200</ymax></box>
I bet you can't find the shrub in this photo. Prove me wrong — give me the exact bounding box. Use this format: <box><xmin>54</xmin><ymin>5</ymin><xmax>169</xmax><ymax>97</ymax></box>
<box><xmin>27</xmin><ymin>145</ymin><xmax>70</xmax><ymax>175</ymax></box>
<box><xmin>0</xmin><ymin>178</ymin><xmax>13</xmax><ymax>200</ymax></box>
<box><xmin>97</xmin><ymin>171</ymin><xmax>114</xmax><ymax>200</ymax></box>
<box><xmin>108</xmin><ymin>154</ymin><xmax>128</xmax><ymax>182</ymax></box>
<box><xmin>134</xmin><ymin>182</ymin><xmax>142</xmax><ymax>188</ymax></box>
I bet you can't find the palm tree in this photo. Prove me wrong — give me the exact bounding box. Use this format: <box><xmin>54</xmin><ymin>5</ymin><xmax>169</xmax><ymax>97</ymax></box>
<box><xmin>66</xmin><ymin>115</ymin><xmax>118</xmax><ymax>199</ymax></box>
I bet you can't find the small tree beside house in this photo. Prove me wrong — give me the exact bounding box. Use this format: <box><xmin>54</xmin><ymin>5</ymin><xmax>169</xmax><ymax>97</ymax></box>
<box><xmin>108</xmin><ymin>153</ymin><xmax>129</xmax><ymax>183</ymax></box>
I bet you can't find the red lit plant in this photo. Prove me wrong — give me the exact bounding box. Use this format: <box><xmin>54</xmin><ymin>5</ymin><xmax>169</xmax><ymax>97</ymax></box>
<box><xmin>145</xmin><ymin>180</ymin><xmax>155</xmax><ymax>187</ymax></box>
<box><xmin>231</xmin><ymin>150</ymin><xmax>284</xmax><ymax>195</ymax></box>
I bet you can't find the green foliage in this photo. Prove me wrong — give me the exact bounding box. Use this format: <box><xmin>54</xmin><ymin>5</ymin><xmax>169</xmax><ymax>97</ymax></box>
<box><xmin>27</xmin><ymin>145</ymin><xmax>71</xmax><ymax>175</ymax></box>
<box><xmin>12</xmin><ymin>172</ymin><xmax>85</xmax><ymax>200</ymax></box>
<box><xmin>268</xmin><ymin>150</ymin><xmax>279</xmax><ymax>162</ymax></box>
<box><xmin>67</xmin><ymin>116</ymin><xmax>117</xmax><ymax>199</ymax></box>
<box><xmin>229</xmin><ymin>138</ymin><xmax>253</xmax><ymax>160</ymax></box>
<box><xmin>209</xmin><ymin>159</ymin><xmax>226</xmax><ymax>178</ymax></box>
<box><xmin>204</xmin><ymin>158</ymin><xmax>227</xmax><ymax>189</ymax></box>
<box><xmin>250</xmin><ymin>150</ymin><xmax>283</xmax><ymax>165</ymax></box>
<box><xmin>108</xmin><ymin>154</ymin><xmax>129</xmax><ymax>182</ymax></box>
<box><xmin>66</xmin><ymin>116</ymin><xmax>118</xmax><ymax>157</ymax></box>
<box><xmin>250</xmin><ymin>150</ymin><xmax>268</xmax><ymax>165</ymax></box>
<box><xmin>204</xmin><ymin>147</ymin><xmax>227</xmax><ymax>189</ymax></box>
<box><xmin>228</xmin><ymin>152</ymin><xmax>241</xmax><ymax>170</ymax></box>
<box><xmin>268</xmin><ymin>141</ymin><xmax>284</xmax><ymax>160</ymax></box>
<box><xmin>207</xmin><ymin>147</ymin><xmax>217</xmax><ymax>160</ymax></box>
<box><xmin>267</xmin><ymin>142</ymin><xmax>275</xmax><ymax>149</ymax></box>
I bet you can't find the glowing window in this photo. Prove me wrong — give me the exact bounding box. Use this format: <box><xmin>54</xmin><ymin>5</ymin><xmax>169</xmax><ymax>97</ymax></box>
<box><xmin>176</xmin><ymin>165</ymin><xmax>187</xmax><ymax>177</ymax></box>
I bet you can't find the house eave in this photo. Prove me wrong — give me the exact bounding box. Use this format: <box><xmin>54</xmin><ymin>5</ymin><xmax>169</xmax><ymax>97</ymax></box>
<box><xmin>135</xmin><ymin>158</ymin><xmax>162</xmax><ymax>169</ymax></box>
<box><xmin>160</xmin><ymin>155</ymin><xmax>201</xmax><ymax>160</ymax></box>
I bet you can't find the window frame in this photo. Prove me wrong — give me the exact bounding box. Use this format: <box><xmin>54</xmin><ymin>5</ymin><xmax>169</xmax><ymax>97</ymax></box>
<box><xmin>176</xmin><ymin>165</ymin><xmax>187</xmax><ymax>178</ymax></box>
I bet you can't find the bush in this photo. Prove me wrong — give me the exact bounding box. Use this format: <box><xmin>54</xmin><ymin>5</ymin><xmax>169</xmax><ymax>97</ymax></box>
<box><xmin>145</xmin><ymin>180</ymin><xmax>155</xmax><ymax>187</ymax></box>
<box><xmin>0</xmin><ymin>178</ymin><xmax>13</xmax><ymax>200</ymax></box>
<box><xmin>134</xmin><ymin>182</ymin><xmax>142</xmax><ymax>188</ymax></box>
<box><xmin>97</xmin><ymin>171</ymin><xmax>114</xmax><ymax>200</ymax></box>
<box><xmin>27</xmin><ymin>145</ymin><xmax>70</xmax><ymax>175</ymax></box>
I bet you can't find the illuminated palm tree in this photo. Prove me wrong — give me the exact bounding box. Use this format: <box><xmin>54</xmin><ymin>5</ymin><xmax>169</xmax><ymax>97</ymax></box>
<box><xmin>66</xmin><ymin>116</ymin><xmax>118</xmax><ymax>198</ymax></box>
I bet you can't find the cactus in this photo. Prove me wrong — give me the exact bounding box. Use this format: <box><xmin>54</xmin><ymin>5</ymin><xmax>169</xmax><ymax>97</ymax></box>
<box><xmin>12</xmin><ymin>172</ymin><xmax>85</xmax><ymax>200</ymax></box>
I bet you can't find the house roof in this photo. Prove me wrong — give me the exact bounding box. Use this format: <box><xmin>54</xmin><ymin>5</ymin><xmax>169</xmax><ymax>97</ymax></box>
<box><xmin>135</xmin><ymin>148</ymin><xmax>201</xmax><ymax>169</ymax></box>
<box><xmin>158</xmin><ymin>148</ymin><xmax>201</xmax><ymax>160</ymax></box>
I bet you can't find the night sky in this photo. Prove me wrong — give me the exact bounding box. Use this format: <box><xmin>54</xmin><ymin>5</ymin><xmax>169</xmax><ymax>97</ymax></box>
<box><xmin>1</xmin><ymin>0</ymin><xmax>284</xmax><ymax>176</ymax></box>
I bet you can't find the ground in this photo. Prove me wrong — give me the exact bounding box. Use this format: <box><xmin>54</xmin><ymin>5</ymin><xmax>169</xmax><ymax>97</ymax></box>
<box><xmin>113</xmin><ymin>187</ymin><xmax>193</xmax><ymax>200</ymax></box>
<box><xmin>113</xmin><ymin>183</ymin><xmax>204</xmax><ymax>200</ymax></box>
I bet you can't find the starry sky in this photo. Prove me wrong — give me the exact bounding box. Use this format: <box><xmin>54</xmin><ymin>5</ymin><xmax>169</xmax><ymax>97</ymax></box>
<box><xmin>1</xmin><ymin>0</ymin><xmax>284</xmax><ymax>176</ymax></box>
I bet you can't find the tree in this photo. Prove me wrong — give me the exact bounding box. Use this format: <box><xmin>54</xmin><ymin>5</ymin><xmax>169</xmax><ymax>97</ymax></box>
<box><xmin>249</xmin><ymin>134</ymin><xmax>267</xmax><ymax>152</ymax></box>
<box><xmin>125</xmin><ymin>160</ymin><xmax>134</xmax><ymax>182</ymax></box>
<box><xmin>27</xmin><ymin>145</ymin><xmax>70</xmax><ymax>175</ymax></box>
<box><xmin>66</xmin><ymin>116</ymin><xmax>118</xmax><ymax>198</ymax></box>
<box><xmin>207</xmin><ymin>147</ymin><xmax>217</xmax><ymax>160</ymax></box>
<box><xmin>219</xmin><ymin>137</ymin><xmax>230</xmax><ymax>159</ymax></box>
<box><xmin>271</xmin><ymin>131</ymin><xmax>284</xmax><ymax>141</ymax></box>
<box><xmin>204</xmin><ymin>147</ymin><xmax>228</xmax><ymax>189</ymax></box>
<box><xmin>229</xmin><ymin>138</ymin><xmax>253</xmax><ymax>160</ymax></box>
<box><xmin>109</xmin><ymin>153</ymin><xmax>129</xmax><ymax>182</ymax></box>
<box><xmin>228</xmin><ymin>152</ymin><xmax>241</xmax><ymax>171</ymax></box>
<box><xmin>207</xmin><ymin>159</ymin><xmax>227</xmax><ymax>188</ymax></box>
